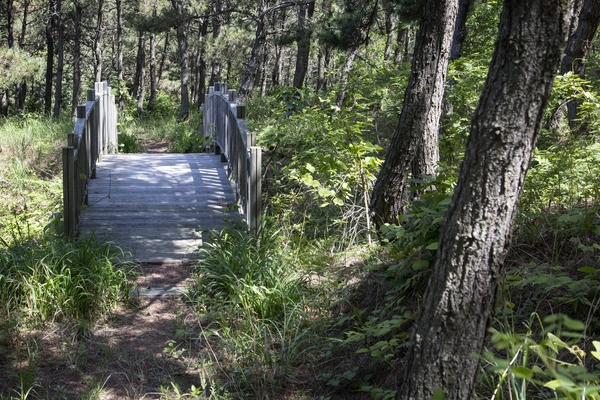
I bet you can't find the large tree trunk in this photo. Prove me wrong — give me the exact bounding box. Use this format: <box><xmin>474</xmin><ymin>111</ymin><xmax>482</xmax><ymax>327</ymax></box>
<box><xmin>292</xmin><ymin>1</ymin><xmax>315</xmax><ymax>89</ymax></box>
<box><xmin>52</xmin><ymin>0</ymin><xmax>64</xmax><ymax>118</ymax></box>
<box><xmin>172</xmin><ymin>0</ymin><xmax>190</xmax><ymax>120</ymax></box>
<box><xmin>94</xmin><ymin>0</ymin><xmax>104</xmax><ymax>83</ymax></box>
<box><xmin>44</xmin><ymin>0</ymin><xmax>55</xmax><ymax>115</ymax></box>
<box><xmin>560</xmin><ymin>0</ymin><xmax>600</xmax><ymax>128</ymax></box>
<box><xmin>371</xmin><ymin>0</ymin><xmax>459</xmax><ymax>227</ymax></box>
<box><xmin>71</xmin><ymin>0</ymin><xmax>83</xmax><ymax>120</ymax></box>
<box><xmin>396</xmin><ymin>0</ymin><xmax>573</xmax><ymax>398</ymax></box>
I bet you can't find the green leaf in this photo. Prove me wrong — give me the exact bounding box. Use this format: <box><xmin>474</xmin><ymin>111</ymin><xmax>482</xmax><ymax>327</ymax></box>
<box><xmin>412</xmin><ymin>260</ymin><xmax>429</xmax><ymax>270</ymax></box>
<box><xmin>510</xmin><ymin>366</ymin><xmax>534</xmax><ymax>379</ymax></box>
<box><xmin>591</xmin><ymin>341</ymin><xmax>600</xmax><ymax>361</ymax></box>
<box><xmin>426</xmin><ymin>242</ymin><xmax>439</xmax><ymax>251</ymax></box>
<box><xmin>562</xmin><ymin>315</ymin><xmax>585</xmax><ymax>331</ymax></box>
<box><xmin>578</xmin><ymin>267</ymin><xmax>597</xmax><ymax>274</ymax></box>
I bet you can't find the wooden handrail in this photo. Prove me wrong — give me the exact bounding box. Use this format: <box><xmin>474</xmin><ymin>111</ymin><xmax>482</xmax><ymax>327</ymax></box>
<box><xmin>62</xmin><ymin>81</ymin><xmax>117</xmax><ymax>237</ymax></box>
<box><xmin>201</xmin><ymin>82</ymin><xmax>262</xmax><ymax>231</ymax></box>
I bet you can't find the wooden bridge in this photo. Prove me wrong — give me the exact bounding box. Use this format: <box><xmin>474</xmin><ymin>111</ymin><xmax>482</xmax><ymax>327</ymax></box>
<box><xmin>63</xmin><ymin>82</ymin><xmax>261</xmax><ymax>264</ymax></box>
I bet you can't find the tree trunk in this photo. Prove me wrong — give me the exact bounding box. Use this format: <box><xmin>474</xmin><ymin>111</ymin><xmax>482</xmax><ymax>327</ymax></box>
<box><xmin>137</xmin><ymin>33</ymin><xmax>146</xmax><ymax>115</ymax></box>
<box><xmin>172</xmin><ymin>0</ymin><xmax>190</xmax><ymax>120</ymax></box>
<box><xmin>450</xmin><ymin>0</ymin><xmax>472</xmax><ymax>60</ymax></box>
<box><xmin>395</xmin><ymin>26</ymin><xmax>412</xmax><ymax>64</ymax></box>
<box><xmin>53</xmin><ymin>0</ymin><xmax>64</xmax><ymax>118</ymax></box>
<box><xmin>317</xmin><ymin>46</ymin><xmax>330</xmax><ymax>92</ymax></box>
<box><xmin>158</xmin><ymin>31</ymin><xmax>169</xmax><ymax>87</ymax></box>
<box><xmin>194</xmin><ymin>19</ymin><xmax>208</xmax><ymax>107</ymax></box>
<box><xmin>6</xmin><ymin>0</ymin><xmax>14</xmax><ymax>48</ymax></box>
<box><xmin>71</xmin><ymin>0</ymin><xmax>83</xmax><ymax>120</ymax></box>
<box><xmin>132</xmin><ymin>31</ymin><xmax>145</xmax><ymax>100</ymax></box>
<box><xmin>238</xmin><ymin>15</ymin><xmax>267</xmax><ymax>103</ymax></box>
<box><xmin>396</xmin><ymin>1</ymin><xmax>573</xmax><ymax>398</ymax></box>
<box><xmin>209</xmin><ymin>0</ymin><xmax>222</xmax><ymax>86</ymax></box>
<box><xmin>116</xmin><ymin>0</ymin><xmax>124</xmax><ymax>109</ymax></box>
<box><xmin>94</xmin><ymin>0</ymin><xmax>104</xmax><ymax>83</ymax></box>
<box><xmin>147</xmin><ymin>32</ymin><xmax>157</xmax><ymax>112</ymax></box>
<box><xmin>292</xmin><ymin>1</ymin><xmax>315</xmax><ymax>89</ymax></box>
<box><xmin>383</xmin><ymin>2</ymin><xmax>396</xmax><ymax>61</ymax></box>
<box><xmin>44</xmin><ymin>0</ymin><xmax>55</xmax><ymax>115</ymax></box>
<box><xmin>560</xmin><ymin>0</ymin><xmax>600</xmax><ymax>127</ymax></box>
<box><xmin>335</xmin><ymin>45</ymin><xmax>360</xmax><ymax>107</ymax></box>
<box><xmin>371</xmin><ymin>0</ymin><xmax>459</xmax><ymax>227</ymax></box>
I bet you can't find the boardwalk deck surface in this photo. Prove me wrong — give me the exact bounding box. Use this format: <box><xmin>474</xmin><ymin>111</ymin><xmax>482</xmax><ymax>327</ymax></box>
<box><xmin>79</xmin><ymin>153</ymin><xmax>239</xmax><ymax>263</ymax></box>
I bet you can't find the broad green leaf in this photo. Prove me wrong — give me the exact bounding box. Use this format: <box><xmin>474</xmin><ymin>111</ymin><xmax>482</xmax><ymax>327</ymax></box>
<box><xmin>510</xmin><ymin>366</ymin><xmax>534</xmax><ymax>379</ymax></box>
<box><xmin>591</xmin><ymin>341</ymin><xmax>600</xmax><ymax>361</ymax></box>
<box><xmin>578</xmin><ymin>267</ymin><xmax>597</xmax><ymax>274</ymax></box>
<box><xmin>426</xmin><ymin>242</ymin><xmax>439</xmax><ymax>250</ymax></box>
<box><xmin>562</xmin><ymin>315</ymin><xmax>584</xmax><ymax>331</ymax></box>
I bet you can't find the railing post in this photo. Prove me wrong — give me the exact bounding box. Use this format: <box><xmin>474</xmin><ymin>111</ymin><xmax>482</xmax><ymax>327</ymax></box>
<box><xmin>249</xmin><ymin>146</ymin><xmax>262</xmax><ymax>232</ymax></box>
<box><xmin>63</xmin><ymin>146</ymin><xmax>76</xmax><ymax>237</ymax></box>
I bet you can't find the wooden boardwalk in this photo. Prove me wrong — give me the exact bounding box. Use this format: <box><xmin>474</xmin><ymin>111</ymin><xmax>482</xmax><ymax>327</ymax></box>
<box><xmin>79</xmin><ymin>153</ymin><xmax>239</xmax><ymax>263</ymax></box>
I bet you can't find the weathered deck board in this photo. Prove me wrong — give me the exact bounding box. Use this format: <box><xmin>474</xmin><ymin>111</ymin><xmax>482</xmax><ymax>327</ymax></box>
<box><xmin>79</xmin><ymin>153</ymin><xmax>239</xmax><ymax>262</ymax></box>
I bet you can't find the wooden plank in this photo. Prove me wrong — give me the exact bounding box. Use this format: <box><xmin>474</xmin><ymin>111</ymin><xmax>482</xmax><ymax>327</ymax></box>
<box><xmin>79</xmin><ymin>153</ymin><xmax>240</xmax><ymax>262</ymax></box>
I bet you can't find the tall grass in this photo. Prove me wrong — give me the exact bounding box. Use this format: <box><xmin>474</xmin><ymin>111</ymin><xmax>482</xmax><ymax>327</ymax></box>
<box><xmin>0</xmin><ymin>233</ymin><xmax>135</xmax><ymax>328</ymax></box>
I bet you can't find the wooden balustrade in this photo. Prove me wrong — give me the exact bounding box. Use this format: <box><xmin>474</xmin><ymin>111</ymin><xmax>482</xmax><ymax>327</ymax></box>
<box><xmin>202</xmin><ymin>82</ymin><xmax>262</xmax><ymax>231</ymax></box>
<box><xmin>62</xmin><ymin>81</ymin><xmax>117</xmax><ymax>237</ymax></box>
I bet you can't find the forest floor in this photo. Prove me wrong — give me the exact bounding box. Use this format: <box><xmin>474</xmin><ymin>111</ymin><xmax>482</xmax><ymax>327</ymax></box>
<box><xmin>1</xmin><ymin>263</ymin><xmax>209</xmax><ymax>400</ymax></box>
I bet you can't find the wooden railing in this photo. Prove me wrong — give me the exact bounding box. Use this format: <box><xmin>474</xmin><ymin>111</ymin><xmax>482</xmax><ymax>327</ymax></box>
<box><xmin>62</xmin><ymin>81</ymin><xmax>117</xmax><ymax>237</ymax></box>
<box><xmin>202</xmin><ymin>82</ymin><xmax>262</xmax><ymax>231</ymax></box>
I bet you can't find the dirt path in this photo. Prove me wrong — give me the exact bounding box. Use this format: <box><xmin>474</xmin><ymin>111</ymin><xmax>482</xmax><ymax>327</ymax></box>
<box><xmin>1</xmin><ymin>264</ymin><xmax>206</xmax><ymax>400</ymax></box>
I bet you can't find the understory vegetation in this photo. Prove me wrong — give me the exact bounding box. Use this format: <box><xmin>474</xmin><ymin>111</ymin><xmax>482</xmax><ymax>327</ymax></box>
<box><xmin>1</xmin><ymin>4</ymin><xmax>600</xmax><ymax>400</ymax></box>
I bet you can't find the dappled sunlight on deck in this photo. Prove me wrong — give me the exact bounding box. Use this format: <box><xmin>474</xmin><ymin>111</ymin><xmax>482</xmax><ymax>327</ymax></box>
<box><xmin>79</xmin><ymin>153</ymin><xmax>239</xmax><ymax>262</ymax></box>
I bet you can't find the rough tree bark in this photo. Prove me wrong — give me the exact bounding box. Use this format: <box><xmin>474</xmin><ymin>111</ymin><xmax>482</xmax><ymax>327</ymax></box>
<box><xmin>396</xmin><ymin>0</ymin><xmax>573</xmax><ymax>398</ymax></box>
<box><xmin>52</xmin><ymin>0</ymin><xmax>64</xmax><ymax>118</ymax></box>
<box><xmin>371</xmin><ymin>0</ymin><xmax>459</xmax><ymax>227</ymax></box>
<box><xmin>559</xmin><ymin>0</ymin><xmax>600</xmax><ymax>128</ymax></box>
